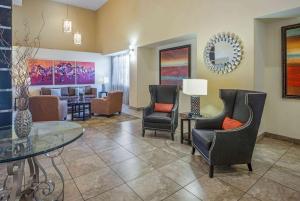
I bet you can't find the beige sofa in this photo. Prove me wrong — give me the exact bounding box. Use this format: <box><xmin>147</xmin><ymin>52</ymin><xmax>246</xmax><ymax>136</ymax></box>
<box><xmin>91</xmin><ymin>91</ymin><xmax>123</xmax><ymax>116</ymax></box>
<box><xmin>29</xmin><ymin>96</ymin><xmax>68</xmax><ymax>122</ymax></box>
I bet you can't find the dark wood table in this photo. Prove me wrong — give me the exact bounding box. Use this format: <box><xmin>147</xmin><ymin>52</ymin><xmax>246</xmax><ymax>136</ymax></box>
<box><xmin>180</xmin><ymin>112</ymin><xmax>207</xmax><ymax>144</ymax></box>
<box><xmin>68</xmin><ymin>100</ymin><xmax>91</xmax><ymax>121</ymax></box>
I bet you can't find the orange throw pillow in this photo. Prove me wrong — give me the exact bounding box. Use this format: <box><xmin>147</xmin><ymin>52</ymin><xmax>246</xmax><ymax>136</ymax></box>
<box><xmin>154</xmin><ymin>103</ymin><xmax>174</xmax><ymax>113</ymax></box>
<box><xmin>222</xmin><ymin>117</ymin><xmax>243</xmax><ymax>130</ymax></box>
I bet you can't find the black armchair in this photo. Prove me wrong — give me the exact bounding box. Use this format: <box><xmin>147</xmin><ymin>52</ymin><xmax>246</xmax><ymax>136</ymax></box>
<box><xmin>191</xmin><ymin>89</ymin><xmax>266</xmax><ymax>178</ymax></box>
<box><xmin>142</xmin><ymin>85</ymin><xmax>179</xmax><ymax>140</ymax></box>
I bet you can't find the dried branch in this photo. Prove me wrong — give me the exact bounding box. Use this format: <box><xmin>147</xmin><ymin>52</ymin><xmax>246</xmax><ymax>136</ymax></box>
<box><xmin>0</xmin><ymin>13</ymin><xmax>45</xmax><ymax>110</ymax></box>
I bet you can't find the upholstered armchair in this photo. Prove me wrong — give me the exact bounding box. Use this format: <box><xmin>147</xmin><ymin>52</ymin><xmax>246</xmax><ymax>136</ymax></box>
<box><xmin>191</xmin><ymin>89</ymin><xmax>266</xmax><ymax>178</ymax></box>
<box><xmin>142</xmin><ymin>85</ymin><xmax>179</xmax><ymax>140</ymax></box>
<box><xmin>91</xmin><ymin>91</ymin><xmax>123</xmax><ymax>116</ymax></box>
<box><xmin>29</xmin><ymin>96</ymin><xmax>68</xmax><ymax>122</ymax></box>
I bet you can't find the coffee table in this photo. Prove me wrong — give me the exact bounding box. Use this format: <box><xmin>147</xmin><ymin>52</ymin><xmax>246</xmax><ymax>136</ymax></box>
<box><xmin>68</xmin><ymin>99</ymin><xmax>91</xmax><ymax>121</ymax></box>
<box><xmin>0</xmin><ymin>121</ymin><xmax>84</xmax><ymax>201</ymax></box>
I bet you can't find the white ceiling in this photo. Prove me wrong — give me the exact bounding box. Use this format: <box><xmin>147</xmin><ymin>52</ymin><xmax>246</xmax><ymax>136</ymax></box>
<box><xmin>51</xmin><ymin>0</ymin><xmax>107</xmax><ymax>11</ymax></box>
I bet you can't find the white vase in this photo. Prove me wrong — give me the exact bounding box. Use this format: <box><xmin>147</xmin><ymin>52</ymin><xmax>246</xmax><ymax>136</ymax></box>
<box><xmin>14</xmin><ymin>109</ymin><xmax>32</xmax><ymax>138</ymax></box>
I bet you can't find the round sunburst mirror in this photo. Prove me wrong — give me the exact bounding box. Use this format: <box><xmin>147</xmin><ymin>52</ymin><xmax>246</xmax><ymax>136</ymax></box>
<box><xmin>204</xmin><ymin>32</ymin><xmax>243</xmax><ymax>74</ymax></box>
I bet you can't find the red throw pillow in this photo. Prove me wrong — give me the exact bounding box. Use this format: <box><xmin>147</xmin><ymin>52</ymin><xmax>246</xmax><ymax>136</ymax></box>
<box><xmin>222</xmin><ymin>117</ymin><xmax>243</xmax><ymax>130</ymax></box>
<box><xmin>154</xmin><ymin>103</ymin><xmax>174</xmax><ymax>113</ymax></box>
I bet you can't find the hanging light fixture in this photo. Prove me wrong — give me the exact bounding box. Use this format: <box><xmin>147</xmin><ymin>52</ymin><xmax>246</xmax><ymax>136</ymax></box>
<box><xmin>74</xmin><ymin>32</ymin><xmax>82</xmax><ymax>45</ymax></box>
<box><xmin>63</xmin><ymin>3</ymin><xmax>72</xmax><ymax>33</ymax></box>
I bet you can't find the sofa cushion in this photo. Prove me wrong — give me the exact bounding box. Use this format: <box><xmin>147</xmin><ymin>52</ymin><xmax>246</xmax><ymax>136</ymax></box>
<box><xmin>68</xmin><ymin>87</ymin><xmax>76</xmax><ymax>96</ymax></box>
<box><xmin>61</xmin><ymin>87</ymin><xmax>69</xmax><ymax>96</ymax></box>
<box><xmin>85</xmin><ymin>86</ymin><xmax>92</xmax><ymax>95</ymax></box>
<box><xmin>144</xmin><ymin>112</ymin><xmax>171</xmax><ymax>123</ymax></box>
<box><xmin>192</xmin><ymin>129</ymin><xmax>215</xmax><ymax>150</ymax></box>
<box><xmin>50</xmin><ymin>89</ymin><xmax>61</xmax><ymax>97</ymax></box>
<box><xmin>41</xmin><ymin>87</ymin><xmax>51</xmax><ymax>95</ymax></box>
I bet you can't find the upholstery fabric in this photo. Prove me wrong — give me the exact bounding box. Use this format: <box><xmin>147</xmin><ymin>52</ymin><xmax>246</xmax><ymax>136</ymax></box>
<box><xmin>143</xmin><ymin>85</ymin><xmax>179</xmax><ymax>140</ymax></box>
<box><xmin>154</xmin><ymin>103</ymin><xmax>174</xmax><ymax>113</ymax></box>
<box><xmin>61</xmin><ymin>87</ymin><xmax>69</xmax><ymax>96</ymax></box>
<box><xmin>192</xmin><ymin>89</ymin><xmax>267</xmax><ymax>168</ymax></box>
<box><xmin>222</xmin><ymin>117</ymin><xmax>243</xmax><ymax>130</ymax></box>
<box><xmin>68</xmin><ymin>87</ymin><xmax>76</xmax><ymax>96</ymax></box>
<box><xmin>85</xmin><ymin>86</ymin><xmax>92</xmax><ymax>95</ymax></box>
<box><xmin>50</xmin><ymin>89</ymin><xmax>61</xmax><ymax>97</ymax></box>
<box><xmin>91</xmin><ymin>91</ymin><xmax>123</xmax><ymax>115</ymax></box>
<box><xmin>29</xmin><ymin>95</ymin><xmax>68</xmax><ymax>122</ymax></box>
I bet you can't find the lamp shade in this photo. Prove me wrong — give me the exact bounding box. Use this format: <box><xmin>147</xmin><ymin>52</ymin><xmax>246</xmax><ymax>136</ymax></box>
<box><xmin>99</xmin><ymin>76</ymin><xmax>109</xmax><ymax>84</ymax></box>
<box><xmin>183</xmin><ymin>79</ymin><xmax>208</xmax><ymax>96</ymax></box>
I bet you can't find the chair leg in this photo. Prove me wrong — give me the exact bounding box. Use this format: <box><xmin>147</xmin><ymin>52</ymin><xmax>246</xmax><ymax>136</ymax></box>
<box><xmin>142</xmin><ymin>129</ymin><xmax>145</xmax><ymax>137</ymax></box>
<box><xmin>247</xmin><ymin>163</ymin><xmax>253</xmax><ymax>172</ymax></box>
<box><xmin>154</xmin><ymin>130</ymin><xmax>157</xmax><ymax>136</ymax></box>
<box><xmin>191</xmin><ymin>146</ymin><xmax>195</xmax><ymax>155</ymax></box>
<box><xmin>209</xmin><ymin>165</ymin><xmax>214</xmax><ymax>178</ymax></box>
<box><xmin>171</xmin><ymin>132</ymin><xmax>174</xmax><ymax>141</ymax></box>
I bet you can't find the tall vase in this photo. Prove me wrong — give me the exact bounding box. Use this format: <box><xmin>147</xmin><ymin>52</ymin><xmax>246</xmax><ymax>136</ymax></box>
<box><xmin>14</xmin><ymin>97</ymin><xmax>32</xmax><ymax>138</ymax></box>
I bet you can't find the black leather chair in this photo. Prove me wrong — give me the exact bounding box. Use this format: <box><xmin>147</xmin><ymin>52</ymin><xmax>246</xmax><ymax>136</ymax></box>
<box><xmin>142</xmin><ymin>85</ymin><xmax>179</xmax><ymax>140</ymax></box>
<box><xmin>191</xmin><ymin>89</ymin><xmax>266</xmax><ymax>178</ymax></box>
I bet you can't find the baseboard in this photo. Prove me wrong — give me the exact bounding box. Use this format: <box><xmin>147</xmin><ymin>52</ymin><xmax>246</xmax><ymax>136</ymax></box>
<box><xmin>256</xmin><ymin>133</ymin><xmax>265</xmax><ymax>142</ymax></box>
<box><xmin>260</xmin><ymin>132</ymin><xmax>300</xmax><ymax>145</ymax></box>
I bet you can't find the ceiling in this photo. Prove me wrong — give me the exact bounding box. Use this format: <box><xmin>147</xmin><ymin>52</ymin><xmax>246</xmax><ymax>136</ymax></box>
<box><xmin>51</xmin><ymin>0</ymin><xmax>107</xmax><ymax>11</ymax></box>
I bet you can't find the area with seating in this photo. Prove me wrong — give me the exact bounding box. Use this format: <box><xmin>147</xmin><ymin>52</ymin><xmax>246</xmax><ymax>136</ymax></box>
<box><xmin>0</xmin><ymin>0</ymin><xmax>300</xmax><ymax>201</ymax></box>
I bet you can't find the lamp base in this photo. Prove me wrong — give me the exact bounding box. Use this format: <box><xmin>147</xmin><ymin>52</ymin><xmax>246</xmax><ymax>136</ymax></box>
<box><xmin>190</xmin><ymin>96</ymin><xmax>201</xmax><ymax>117</ymax></box>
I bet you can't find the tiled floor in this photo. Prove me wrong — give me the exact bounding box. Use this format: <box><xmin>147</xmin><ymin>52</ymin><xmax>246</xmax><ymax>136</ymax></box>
<box><xmin>1</xmin><ymin>107</ymin><xmax>300</xmax><ymax>201</ymax></box>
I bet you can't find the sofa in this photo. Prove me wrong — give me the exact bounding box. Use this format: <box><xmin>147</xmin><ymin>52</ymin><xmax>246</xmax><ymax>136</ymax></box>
<box><xmin>91</xmin><ymin>91</ymin><xmax>123</xmax><ymax>116</ymax></box>
<box><xmin>29</xmin><ymin>95</ymin><xmax>68</xmax><ymax>122</ymax></box>
<box><xmin>40</xmin><ymin>86</ymin><xmax>97</xmax><ymax>102</ymax></box>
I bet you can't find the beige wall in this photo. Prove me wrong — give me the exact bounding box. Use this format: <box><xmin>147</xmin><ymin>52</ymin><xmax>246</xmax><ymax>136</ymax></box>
<box><xmin>96</xmin><ymin>0</ymin><xmax>300</xmax><ymax>116</ymax></box>
<box><xmin>256</xmin><ymin>17</ymin><xmax>300</xmax><ymax>139</ymax></box>
<box><xmin>13</xmin><ymin>0</ymin><xmax>97</xmax><ymax>52</ymax></box>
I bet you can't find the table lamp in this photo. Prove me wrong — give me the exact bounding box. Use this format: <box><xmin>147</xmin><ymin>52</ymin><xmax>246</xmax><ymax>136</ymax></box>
<box><xmin>183</xmin><ymin>79</ymin><xmax>208</xmax><ymax>117</ymax></box>
<box><xmin>99</xmin><ymin>76</ymin><xmax>109</xmax><ymax>92</ymax></box>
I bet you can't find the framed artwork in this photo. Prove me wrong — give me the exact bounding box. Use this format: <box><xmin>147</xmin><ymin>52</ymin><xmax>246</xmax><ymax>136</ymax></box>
<box><xmin>159</xmin><ymin>45</ymin><xmax>191</xmax><ymax>88</ymax></box>
<box><xmin>282</xmin><ymin>23</ymin><xmax>300</xmax><ymax>98</ymax></box>
<box><xmin>76</xmin><ymin>61</ymin><xmax>95</xmax><ymax>84</ymax></box>
<box><xmin>28</xmin><ymin>59</ymin><xmax>53</xmax><ymax>85</ymax></box>
<box><xmin>54</xmin><ymin>61</ymin><xmax>76</xmax><ymax>85</ymax></box>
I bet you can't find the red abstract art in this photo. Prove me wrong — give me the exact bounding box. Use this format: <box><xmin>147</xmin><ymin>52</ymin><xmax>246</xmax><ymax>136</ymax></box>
<box><xmin>28</xmin><ymin>59</ymin><xmax>53</xmax><ymax>85</ymax></box>
<box><xmin>54</xmin><ymin>61</ymin><xmax>76</xmax><ymax>85</ymax></box>
<box><xmin>159</xmin><ymin>45</ymin><xmax>191</xmax><ymax>88</ymax></box>
<box><xmin>76</xmin><ymin>62</ymin><xmax>95</xmax><ymax>84</ymax></box>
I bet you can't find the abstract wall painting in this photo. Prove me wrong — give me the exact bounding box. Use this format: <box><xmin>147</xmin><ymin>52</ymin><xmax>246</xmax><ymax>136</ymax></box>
<box><xmin>159</xmin><ymin>45</ymin><xmax>191</xmax><ymax>88</ymax></box>
<box><xmin>28</xmin><ymin>59</ymin><xmax>53</xmax><ymax>85</ymax></box>
<box><xmin>282</xmin><ymin>23</ymin><xmax>300</xmax><ymax>98</ymax></box>
<box><xmin>76</xmin><ymin>62</ymin><xmax>95</xmax><ymax>84</ymax></box>
<box><xmin>54</xmin><ymin>61</ymin><xmax>76</xmax><ymax>85</ymax></box>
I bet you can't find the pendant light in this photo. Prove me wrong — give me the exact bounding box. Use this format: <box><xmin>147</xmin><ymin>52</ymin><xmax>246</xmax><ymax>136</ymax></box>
<box><xmin>63</xmin><ymin>3</ymin><xmax>72</xmax><ymax>33</ymax></box>
<box><xmin>74</xmin><ymin>32</ymin><xmax>82</xmax><ymax>45</ymax></box>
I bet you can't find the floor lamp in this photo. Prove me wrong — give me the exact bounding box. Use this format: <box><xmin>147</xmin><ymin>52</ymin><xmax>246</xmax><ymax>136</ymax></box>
<box><xmin>183</xmin><ymin>79</ymin><xmax>208</xmax><ymax>117</ymax></box>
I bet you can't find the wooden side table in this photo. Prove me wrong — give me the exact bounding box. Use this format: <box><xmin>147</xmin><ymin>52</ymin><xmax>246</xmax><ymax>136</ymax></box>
<box><xmin>180</xmin><ymin>112</ymin><xmax>207</xmax><ymax>144</ymax></box>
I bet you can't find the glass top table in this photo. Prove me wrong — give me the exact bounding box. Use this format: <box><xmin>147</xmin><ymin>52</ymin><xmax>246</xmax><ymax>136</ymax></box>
<box><xmin>0</xmin><ymin>121</ymin><xmax>84</xmax><ymax>201</ymax></box>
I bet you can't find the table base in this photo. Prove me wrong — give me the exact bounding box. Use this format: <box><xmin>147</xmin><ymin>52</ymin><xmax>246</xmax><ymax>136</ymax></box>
<box><xmin>0</xmin><ymin>149</ymin><xmax>64</xmax><ymax>201</ymax></box>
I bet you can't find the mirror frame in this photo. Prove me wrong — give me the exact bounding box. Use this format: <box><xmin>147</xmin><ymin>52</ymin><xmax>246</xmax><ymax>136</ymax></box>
<box><xmin>204</xmin><ymin>32</ymin><xmax>243</xmax><ymax>74</ymax></box>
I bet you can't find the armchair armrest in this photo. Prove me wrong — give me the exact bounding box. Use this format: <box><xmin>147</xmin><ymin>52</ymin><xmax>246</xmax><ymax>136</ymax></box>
<box><xmin>194</xmin><ymin>114</ymin><xmax>224</xmax><ymax>130</ymax></box>
<box><xmin>171</xmin><ymin>102</ymin><xmax>179</xmax><ymax>119</ymax></box>
<box><xmin>143</xmin><ymin>105</ymin><xmax>153</xmax><ymax>117</ymax></box>
<box><xmin>209</xmin><ymin>124</ymin><xmax>255</xmax><ymax>165</ymax></box>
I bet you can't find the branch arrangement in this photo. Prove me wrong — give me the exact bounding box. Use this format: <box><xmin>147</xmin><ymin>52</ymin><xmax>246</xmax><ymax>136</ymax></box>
<box><xmin>0</xmin><ymin>14</ymin><xmax>45</xmax><ymax>110</ymax></box>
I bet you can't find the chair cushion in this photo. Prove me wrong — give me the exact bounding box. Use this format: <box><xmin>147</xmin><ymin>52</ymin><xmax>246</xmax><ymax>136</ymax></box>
<box><xmin>61</xmin><ymin>87</ymin><xmax>69</xmax><ymax>96</ymax></box>
<box><xmin>154</xmin><ymin>103</ymin><xmax>173</xmax><ymax>113</ymax></box>
<box><xmin>144</xmin><ymin>112</ymin><xmax>171</xmax><ymax>123</ymax></box>
<box><xmin>192</xmin><ymin>129</ymin><xmax>215</xmax><ymax>150</ymax></box>
<box><xmin>222</xmin><ymin>117</ymin><xmax>243</xmax><ymax>130</ymax></box>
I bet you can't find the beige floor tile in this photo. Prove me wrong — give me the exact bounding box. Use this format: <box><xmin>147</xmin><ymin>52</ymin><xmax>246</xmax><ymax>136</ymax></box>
<box><xmin>275</xmin><ymin>154</ymin><xmax>300</xmax><ymax>176</ymax></box>
<box><xmin>123</xmin><ymin>141</ymin><xmax>157</xmax><ymax>155</ymax></box>
<box><xmin>237</xmin><ymin>158</ymin><xmax>273</xmax><ymax>176</ymax></box>
<box><xmin>248</xmin><ymin>177</ymin><xmax>300</xmax><ymax>201</ymax></box>
<box><xmin>239</xmin><ymin>194</ymin><xmax>261</xmax><ymax>201</ymax></box>
<box><xmin>87</xmin><ymin>184</ymin><xmax>142</xmax><ymax>201</ymax></box>
<box><xmin>111</xmin><ymin>157</ymin><xmax>155</xmax><ymax>181</ymax></box>
<box><xmin>185</xmin><ymin>175</ymin><xmax>244</xmax><ymax>201</ymax></box>
<box><xmin>74</xmin><ymin>167</ymin><xmax>124</xmax><ymax>200</ymax></box>
<box><xmin>65</xmin><ymin>154</ymin><xmax>107</xmax><ymax>178</ymax></box>
<box><xmin>217</xmin><ymin>171</ymin><xmax>261</xmax><ymax>192</ymax></box>
<box><xmin>61</xmin><ymin>144</ymin><xmax>94</xmax><ymax>162</ymax></box>
<box><xmin>284</xmin><ymin>144</ymin><xmax>300</xmax><ymax>160</ymax></box>
<box><xmin>97</xmin><ymin>147</ymin><xmax>135</xmax><ymax>165</ymax></box>
<box><xmin>127</xmin><ymin>171</ymin><xmax>181</xmax><ymax>201</ymax></box>
<box><xmin>86</xmin><ymin>139</ymin><xmax>121</xmax><ymax>152</ymax></box>
<box><xmin>138</xmin><ymin>149</ymin><xmax>179</xmax><ymax>168</ymax></box>
<box><xmin>265</xmin><ymin>166</ymin><xmax>300</xmax><ymax>192</ymax></box>
<box><xmin>42</xmin><ymin>163</ymin><xmax>72</xmax><ymax>183</ymax></box>
<box><xmin>164</xmin><ymin>189</ymin><xmax>200</xmax><ymax>201</ymax></box>
<box><xmin>158</xmin><ymin>160</ymin><xmax>204</xmax><ymax>186</ymax></box>
<box><xmin>113</xmin><ymin>134</ymin><xmax>143</xmax><ymax>146</ymax></box>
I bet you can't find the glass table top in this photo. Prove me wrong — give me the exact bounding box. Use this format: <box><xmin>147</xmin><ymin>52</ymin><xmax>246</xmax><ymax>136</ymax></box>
<box><xmin>0</xmin><ymin>121</ymin><xmax>84</xmax><ymax>163</ymax></box>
